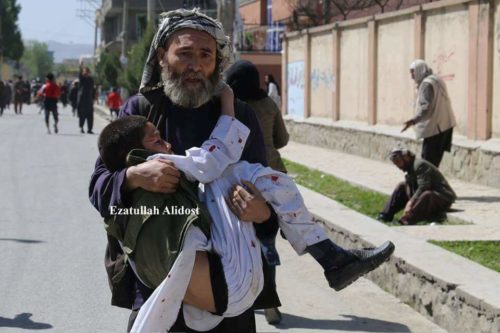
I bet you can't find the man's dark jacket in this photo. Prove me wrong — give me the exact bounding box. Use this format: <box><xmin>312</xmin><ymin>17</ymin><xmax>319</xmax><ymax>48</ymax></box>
<box><xmin>89</xmin><ymin>89</ymin><xmax>280</xmax><ymax>310</ymax></box>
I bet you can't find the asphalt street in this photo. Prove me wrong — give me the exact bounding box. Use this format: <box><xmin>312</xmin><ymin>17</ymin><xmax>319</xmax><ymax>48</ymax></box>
<box><xmin>0</xmin><ymin>103</ymin><xmax>446</xmax><ymax>332</ymax></box>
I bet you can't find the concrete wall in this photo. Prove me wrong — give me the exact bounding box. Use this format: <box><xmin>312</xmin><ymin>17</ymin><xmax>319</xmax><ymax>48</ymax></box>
<box><xmin>283</xmin><ymin>0</ymin><xmax>500</xmax><ymax>187</ymax></box>
<box><xmin>310</xmin><ymin>32</ymin><xmax>334</xmax><ymax>118</ymax></box>
<box><xmin>339</xmin><ymin>26</ymin><xmax>369</xmax><ymax>122</ymax></box>
<box><xmin>376</xmin><ymin>16</ymin><xmax>415</xmax><ymax>125</ymax></box>
<box><xmin>493</xmin><ymin>0</ymin><xmax>500</xmax><ymax>137</ymax></box>
<box><xmin>425</xmin><ymin>4</ymin><xmax>469</xmax><ymax>135</ymax></box>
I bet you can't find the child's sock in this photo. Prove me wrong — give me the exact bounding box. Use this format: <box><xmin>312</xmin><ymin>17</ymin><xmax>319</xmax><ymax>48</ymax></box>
<box><xmin>306</xmin><ymin>239</ymin><xmax>355</xmax><ymax>271</ymax></box>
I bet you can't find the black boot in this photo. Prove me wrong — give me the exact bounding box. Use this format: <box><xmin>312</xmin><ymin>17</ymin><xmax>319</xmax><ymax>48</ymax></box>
<box><xmin>324</xmin><ymin>241</ymin><xmax>395</xmax><ymax>291</ymax></box>
<box><xmin>307</xmin><ymin>239</ymin><xmax>395</xmax><ymax>291</ymax></box>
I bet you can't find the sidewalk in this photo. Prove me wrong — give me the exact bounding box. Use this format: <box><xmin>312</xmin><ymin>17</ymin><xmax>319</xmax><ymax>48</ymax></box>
<box><xmin>280</xmin><ymin>141</ymin><xmax>500</xmax><ymax>332</ymax></box>
<box><xmin>281</xmin><ymin>141</ymin><xmax>500</xmax><ymax>241</ymax></box>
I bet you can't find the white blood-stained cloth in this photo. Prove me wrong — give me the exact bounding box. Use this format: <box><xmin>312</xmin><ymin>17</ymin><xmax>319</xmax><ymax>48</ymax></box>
<box><xmin>133</xmin><ymin>115</ymin><xmax>329</xmax><ymax>332</ymax></box>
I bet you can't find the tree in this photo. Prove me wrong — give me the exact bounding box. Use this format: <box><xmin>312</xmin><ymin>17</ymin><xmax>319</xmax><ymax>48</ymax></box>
<box><xmin>95</xmin><ymin>51</ymin><xmax>121</xmax><ymax>90</ymax></box>
<box><xmin>289</xmin><ymin>0</ymin><xmax>373</xmax><ymax>29</ymax></box>
<box><xmin>118</xmin><ymin>24</ymin><xmax>155</xmax><ymax>94</ymax></box>
<box><xmin>0</xmin><ymin>0</ymin><xmax>24</xmax><ymax>60</ymax></box>
<box><xmin>20</xmin><ymin>41</ymin><xmax>54</xmax><ymax>79</ymax></box>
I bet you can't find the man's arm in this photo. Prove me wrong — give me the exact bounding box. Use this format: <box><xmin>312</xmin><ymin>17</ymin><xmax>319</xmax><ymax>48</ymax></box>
<box><xmin>151</xmin><ymin>115</ymin><xmax>250</xmax><ymax>183</ymax></box>
<box><xmin>88</xmin><ymin>96</ymin><xmax>180</xmax><ymax>218</ymax></box>
<box><xmin>402</xmin><ymin>82</ymin><xmax>434</xmax><ymax>132</ymax></box>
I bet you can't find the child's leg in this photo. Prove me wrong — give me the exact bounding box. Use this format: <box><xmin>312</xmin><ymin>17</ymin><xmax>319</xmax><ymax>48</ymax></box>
<box><xmin>255</xmin><ymin>172</ymin><xmax>394</xmax><ymax>291</ymax></box>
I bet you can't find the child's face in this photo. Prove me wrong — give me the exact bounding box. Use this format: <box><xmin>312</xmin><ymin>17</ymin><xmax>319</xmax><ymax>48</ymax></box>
<box><xmin>142</xmin><ymin>122</ymin><xmax>172</xmax><ymax>154</ymax></box>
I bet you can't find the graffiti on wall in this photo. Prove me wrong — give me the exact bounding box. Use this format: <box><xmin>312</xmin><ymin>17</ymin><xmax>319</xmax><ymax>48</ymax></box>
<box><xmin>287</xmin><ymin>61</ymin><xmax>305</xmax><ymax>118</ymax></box>
<box><xmin>310</xmin><ymin>68</ymin><xmax>335</xmax><ymax>92</ymax></box>
<box><xmin>431</xmin><ymin>48</ymin><xmax>456</xmax><ymax>81</ymax></box>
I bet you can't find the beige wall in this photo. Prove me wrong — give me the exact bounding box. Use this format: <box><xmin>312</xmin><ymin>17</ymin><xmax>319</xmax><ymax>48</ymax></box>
<box><xmin>284</xmin><ymin>0</ymin><xmax>499</xmax><ymax>139</ymax></box>
<box><xmin>339</xmin><ymin>26</ymin><xmax>369</xmax><ymax>122</ymax></box>
<box><xmin>376</xmin><ymin>16</ymin><xmax>415</xmax><ymax>125</ymax></box>
<box><xmin>425</xmin><ymin>5</ymin><xmax>469</xmax><ymax>135</ymax></box>
<box><xmin>492</xmin><ymin>0</ymin><xmax>500</xmax><ymax>137</ymax></box>
<box><xmin>310</xmin><ymin>32</ymin><xmax>334</xmax><ymax>118</ymax></box>
<box><xmin>287</xmin><ymin>35</ymin><xmax>306</xmax><ymax>118</ymax></box>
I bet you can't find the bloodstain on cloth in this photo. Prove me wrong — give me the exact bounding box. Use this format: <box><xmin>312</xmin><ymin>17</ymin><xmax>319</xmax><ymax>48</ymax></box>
<box><xmin>209</xmin><ymin>145</ymin><xmax>216</xmax><ymax>152</ymax></box>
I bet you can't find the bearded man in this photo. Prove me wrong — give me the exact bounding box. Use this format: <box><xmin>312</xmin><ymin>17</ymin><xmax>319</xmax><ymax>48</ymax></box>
<box><xmin>90</xmin><ymin>8</ymin><xmax>394</xmax><ymax>333</ymax></box>
<box><xmin>378</xmin><ymin>147</ymin><xmax>456</xmax><ymax>225</ymax></box>
<box><xmin>401</xmin><ymin>59</ymin><xmax>457</xmax><ymax>168</ymax></box>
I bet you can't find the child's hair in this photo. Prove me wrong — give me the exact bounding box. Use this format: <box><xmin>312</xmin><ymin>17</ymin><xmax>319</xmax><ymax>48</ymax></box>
<box><xmin>98</xmin><ymin>115</ymin><xmax>149</xmax><ymax>171</ymax></box>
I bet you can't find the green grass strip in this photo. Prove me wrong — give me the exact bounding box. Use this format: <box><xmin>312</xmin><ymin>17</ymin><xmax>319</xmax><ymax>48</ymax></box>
<box><xmin>428</xmin><ymin>241</ymin><xmax>500</xmax><ymax>273</ymax></box>
<box><xmin>283</xmin><ymin>158</ymin><xmax>464</xmax><ymax>226</ymax></box>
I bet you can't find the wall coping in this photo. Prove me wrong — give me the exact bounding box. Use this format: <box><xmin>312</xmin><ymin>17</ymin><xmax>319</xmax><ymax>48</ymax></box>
<box><xmin>284</xmin><ymin>0</ymin><xmax>476</xmax><ymax>39</ymax></box>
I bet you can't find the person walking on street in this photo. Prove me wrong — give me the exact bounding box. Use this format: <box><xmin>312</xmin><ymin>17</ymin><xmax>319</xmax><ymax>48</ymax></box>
<box><xmin>38</xmin><ymin>73</ymin><xmax>61</xmax><ymax>134</ymax></box>
<box><xmin>225</xmin><ymin>60</ymin><xmax>290</xmax><ymax>325</ymax></box>
<box><xmin>13</xmin><ymin>75</ymin><xmax>25</xmax><ymax>114</ymax></box>
<box><xmin>401</xmin><ymin>59</ymin><xmax>456</xmax><ymax>168</ymax></box>
<box><xmin>0</xmin><ymin>81</ymin><xmax>6</xmax><ymax>116</ymax></box>
<box><xmin>106</xmin><ymin>87</ymin><xmax>122</xmax><ymax>119</ymax></box>
<box><xmin>378</xmin><ymin>147</ymin><xmax>456</xmax><ymax>225</ymax></box>
<box><xmin>69</xmin><ymin>80</ymin><xmax>79</xmax><ymax>117</ymax></box>
<box><xmin>89</xmin><ymin>8</ymin><xmax>394</xmax><ymax>333</ymax></box>
<box><xmin>77</xmin><ymin>63</ymin><xmax>95</xmax><ymax>134</ymax></box>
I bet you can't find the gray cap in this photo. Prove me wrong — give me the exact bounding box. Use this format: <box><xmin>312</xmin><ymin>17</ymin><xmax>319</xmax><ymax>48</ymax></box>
<box><xmin>388</xmin><ymin>147</ymin><xmax>413</xmax><ymax>161</ymax></box>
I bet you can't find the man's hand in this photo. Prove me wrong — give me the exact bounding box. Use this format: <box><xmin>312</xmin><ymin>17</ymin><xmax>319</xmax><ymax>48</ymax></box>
<box><xmin>227</xmin><ymin>180</ymin><xmax>271</xmax><ymax>223</ymax></box>
<box><xmin>401</xmin><ymin>119</ymin><xmax>414</xmax><ymax>132</ymax></box>
<box><xmin>125</xmin><ymin>159</ymin><xmax>180</xmax><ymax>193</ymax></box>
<box><xmin>403</xmin><ymin>200</ymin><xmax>413</xmax><ymax>216</ymax></box>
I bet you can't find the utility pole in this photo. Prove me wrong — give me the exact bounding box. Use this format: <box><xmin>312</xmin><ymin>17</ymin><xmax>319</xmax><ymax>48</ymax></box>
<box><xmin>120</xmin><ymin>0</ymin><xmax>129</xmax><ymax>65</ymax></box>
<box><xmin>147</xmin><ymin>0</ymin><xmax>156</xmax><ymax>25</ymax></box>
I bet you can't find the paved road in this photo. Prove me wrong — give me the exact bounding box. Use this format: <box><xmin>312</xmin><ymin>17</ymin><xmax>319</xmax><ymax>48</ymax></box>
<box><xmin>1</xmin><ymin>104</ymin><xmax>445</xmax><ymax>332</ymax></box>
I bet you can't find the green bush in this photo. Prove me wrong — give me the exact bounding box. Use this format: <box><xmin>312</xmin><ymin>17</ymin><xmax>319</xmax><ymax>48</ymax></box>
<box><xmin>95</xmin><ymin>51</ymin><xmax>121</xmax><ymax>90</ymax></box>
<box><xmin>118</xmin><ymin>24</ymin><xmax>156</xmax><ymax>94</ymax></box>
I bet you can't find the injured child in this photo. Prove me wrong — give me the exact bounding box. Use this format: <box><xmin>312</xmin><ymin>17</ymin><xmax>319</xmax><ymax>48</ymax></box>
<box><xmin>98</xmin><ymin>86</ymin><xmax>395</xmax><ymax>333</ymax></box>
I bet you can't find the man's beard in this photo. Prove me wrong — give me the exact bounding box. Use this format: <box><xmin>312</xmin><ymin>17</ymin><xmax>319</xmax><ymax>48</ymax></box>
<box><xmin>161</xmin><ymin>65</ymin><xmax>219</xmax><ymax>108</ymax></box>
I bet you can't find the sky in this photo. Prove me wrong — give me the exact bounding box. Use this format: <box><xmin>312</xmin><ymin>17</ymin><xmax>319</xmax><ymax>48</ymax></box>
<box><xmin>17</xmin><ymin>0</ymin><xmax>96</xmax><ymax>45</ymax></box>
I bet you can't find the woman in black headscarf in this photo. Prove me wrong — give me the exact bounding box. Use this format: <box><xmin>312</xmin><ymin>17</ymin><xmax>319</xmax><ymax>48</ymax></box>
<box><xmin>225</xmin><ymin>60</ymin><xmax>289</xmax><ymax>325</ymax></box>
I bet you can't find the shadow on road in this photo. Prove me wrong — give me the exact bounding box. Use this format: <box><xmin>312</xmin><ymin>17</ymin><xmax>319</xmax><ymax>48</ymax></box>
<box><xmin>458</xmin><ymin>196</ymin><xmax>500</xmax><ymax>203</ymax></box>
<box><xmin>256</xmin><ymin>311</ymin><xmax>410</xmax><ymax>332</ymax></box>
<box><xmin>0</xmin><ymin>313</ymin><xmax>52</xmax><ymax>330</ymax></box>
<box><xmin>0</xmin><ymin>238</ymin><xmax>44</xmax><ymax>244</ymax></box>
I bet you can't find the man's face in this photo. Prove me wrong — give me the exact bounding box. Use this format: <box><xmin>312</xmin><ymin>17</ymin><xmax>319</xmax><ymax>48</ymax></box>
<box><xmin>410</xmin><ymin>69</ymin><xmax>415</xmax><ymax>80</ymax></box>
<box><xmin>392</xmin><ymin>156</ymin><xmax>407</xmax><ymax>171</ymax></box>
<box><xmin>83</xmin><ymin>68</ymin><xmax>90</xmax><ymax>77</ymax></box>
<box><xmin>142</xmin><ymin>122</ymin><xmax>172</xmax><ymax>154</ymax></box>
<box><xmin>158</xmin><ymin>28</ymin><xmax>219</xmax><ymax>108</ymax></box>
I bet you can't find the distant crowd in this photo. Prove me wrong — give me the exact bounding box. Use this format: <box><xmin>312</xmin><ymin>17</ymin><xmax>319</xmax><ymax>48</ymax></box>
<box><xmin>0</xmin><ymin>68</ymin><xmax>123</xmax><ymax>135</ymax></box>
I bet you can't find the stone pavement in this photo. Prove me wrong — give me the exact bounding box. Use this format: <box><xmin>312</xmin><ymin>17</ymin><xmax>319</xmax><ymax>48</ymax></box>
<box><xmin>280</xmin><ymin>141</ymin><xmax>500</xmax><ymax>332</ymax></box>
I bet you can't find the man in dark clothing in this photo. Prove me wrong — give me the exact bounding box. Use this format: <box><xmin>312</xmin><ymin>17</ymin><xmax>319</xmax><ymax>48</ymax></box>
<box><xmin>378</xmin><ymin>147</ymin><xmax>456</xmax><ymax>225</ymax></box>
<box><xmin>89</xmin><ymin>8</ymin><xmax>394</xmax><ymax>333</ymax></box>
<box><xmin>13</xmin><ymin>76</ymin><xmax>24</xmax><ymax>114</ymax></box>
<box><xmin>77</xmin><ymin>64</ymin><xmax>95</xmax><ymax>134</ymax></box>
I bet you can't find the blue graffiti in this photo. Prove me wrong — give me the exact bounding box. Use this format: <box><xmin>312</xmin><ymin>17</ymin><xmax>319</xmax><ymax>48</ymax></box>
<box><xmin>310</xmin><ymin>68</ymin><xmax>335</xmax><ymax>91</ymax></box>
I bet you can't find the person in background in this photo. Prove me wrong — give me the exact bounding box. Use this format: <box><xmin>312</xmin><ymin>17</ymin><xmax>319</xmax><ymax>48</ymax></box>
<box><xmin>77</xmin><ymin>63</ymin><xmax>95</xmax><ymax>134</ymax></box>
<box><xmin>378</xmin><ymin>147</ymin><xmax>456</xmax><ymax>225</ymax></box>
<box><xmin>38</xmin><ymin>73</ymin><xmax>61</xmax><ymax>134</ymax></box>
<box><xmin>264</xmin><ymin>74</ymin><xmax>281</xmax><ymax>109</ymax></box>
<box><xmin>13</xmin><ymin>75</ymin><xmax>25</xmax><ymax>114</ymax></box>
<box><xmin>0</xmin><ymin>81</ymin><xmax>6</xmax><ymax>116</ymax></box>
<box><xmin>106</xmin><ymin>87</ymin><xmax>122</xmax><ymax>119</ymax></box>
<box><xmin>225</xmin><ymin>60</ymin><xmax>289</xmax><ymax>325</ymax></box>
<box><xmin>69</xmin><ymin>80</ymin><xmax>79</xmax><ymax>117</ymax></box>
<box><xmin>401</xmin><ymin>59</ymin><xmax>456</xmax><ymax>168</ymax></box>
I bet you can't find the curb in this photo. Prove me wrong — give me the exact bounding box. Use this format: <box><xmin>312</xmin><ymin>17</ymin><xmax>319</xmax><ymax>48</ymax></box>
<box><xmin>298</xmin><ymin>185</ymin><xmax>500</xmax><ymax>333</ymax></box>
